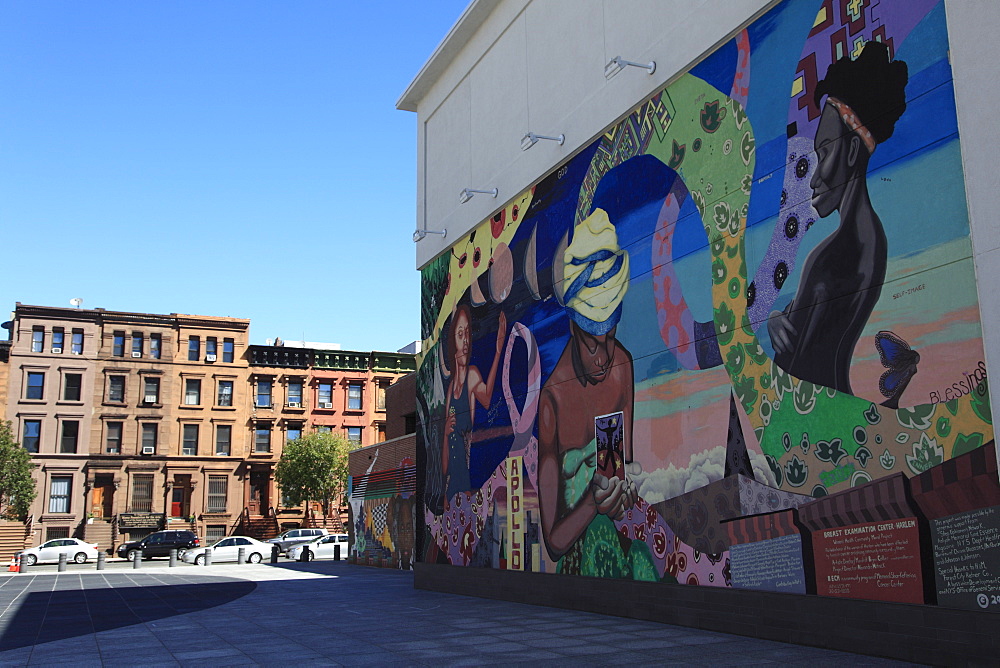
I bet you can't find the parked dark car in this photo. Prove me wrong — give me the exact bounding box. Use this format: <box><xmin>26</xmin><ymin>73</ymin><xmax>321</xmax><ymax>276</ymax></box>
<box><xmin>116</xmin><ymin>530</ymin><xmax>200</xmax><ymax>560</ymax></box>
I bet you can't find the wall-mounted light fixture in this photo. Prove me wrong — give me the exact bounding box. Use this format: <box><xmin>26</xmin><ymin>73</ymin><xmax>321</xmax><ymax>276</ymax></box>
<box><xmin>604</xmin><ymin>55</ymin><xmax>656</xmax><ymax>79</ymax></box>
<box><xmin>521</xmin><ymin>132</ymin><xmax>565</xmax><ymax>151</ymax></box>
<box><xmin>459</xmin><ymin>188</ymin><xmax>498</xmax><ymax>204</ymax></box>
<box><xmin>413</xmin><ymin>228</ymin><xmax>447</xmax><ymax>243</ymax></box>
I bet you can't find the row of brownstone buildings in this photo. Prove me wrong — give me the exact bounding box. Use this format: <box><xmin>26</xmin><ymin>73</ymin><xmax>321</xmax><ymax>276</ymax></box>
<box><xmin>0</xmin><ymin>303</ymin><xmax>414</xmax><ymax>553</ymax></box>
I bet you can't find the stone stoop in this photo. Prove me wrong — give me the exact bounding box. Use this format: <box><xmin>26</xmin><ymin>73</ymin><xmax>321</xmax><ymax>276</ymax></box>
<box><xmin>83</xmin><ymin>520</ymin><xmax>114</xmax><ymax>554</ymax></box>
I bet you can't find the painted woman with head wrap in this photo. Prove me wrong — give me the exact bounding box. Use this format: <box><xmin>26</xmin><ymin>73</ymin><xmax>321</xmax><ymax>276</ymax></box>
<box><xmin>767</xmin><ymin>41</ymin><xmax>908</xmax><ymax>396</ymax></box>
<box><xmin>537</xmin><ymin>209</ymin><xmax>656</xmax><ymax>579</ymax></box>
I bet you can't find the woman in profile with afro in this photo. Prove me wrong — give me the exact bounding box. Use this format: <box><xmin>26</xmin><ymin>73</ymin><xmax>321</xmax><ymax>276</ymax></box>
<box><xmin>768</xmin><ymin>41</ymin><xmax>908</xmax><ymax>396</ymax></box>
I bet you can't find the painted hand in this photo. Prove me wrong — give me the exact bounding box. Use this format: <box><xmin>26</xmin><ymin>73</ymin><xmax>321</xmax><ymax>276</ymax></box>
<box><xmin>592</xmin><ymin>473</ymin><xmax>627</xmax><ymax>521</ymax></box>
<box><xmin>767</xmin><ymin>310</ymin><xmax>797</xmax><ymax>357</ymax></box>
<box><xmin>496</xmin><ymin>311</ymin><xmax>507</xmax><ymax>353</ymax></box>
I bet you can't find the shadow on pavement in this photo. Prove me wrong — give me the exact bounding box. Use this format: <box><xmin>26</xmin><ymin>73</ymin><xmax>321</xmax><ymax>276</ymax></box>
<box><xmin>0</xmin><ymin>575</ymin><xmax>255</xmax><ymax>650</ymax></box>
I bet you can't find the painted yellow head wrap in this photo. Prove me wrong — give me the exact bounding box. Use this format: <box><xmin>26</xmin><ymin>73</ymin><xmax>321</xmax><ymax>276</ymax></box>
<box><xmin>561</xmin><ymin>208</ymin><xmax>630</xmax><ymax>335</ymax></box>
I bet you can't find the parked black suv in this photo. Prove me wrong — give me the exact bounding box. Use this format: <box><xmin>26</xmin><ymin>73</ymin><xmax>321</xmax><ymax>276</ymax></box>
<box><xmin>116</xmin><ymin>530</ymin><xmax>200</xmax><ymax>560</ymax></box>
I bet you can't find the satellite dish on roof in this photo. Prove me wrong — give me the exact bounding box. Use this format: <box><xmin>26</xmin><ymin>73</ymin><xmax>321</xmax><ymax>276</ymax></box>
<box><xmin>70</xmin><ymin>298</ymin><xmax>83</xmax><ymax>308</ymax></box>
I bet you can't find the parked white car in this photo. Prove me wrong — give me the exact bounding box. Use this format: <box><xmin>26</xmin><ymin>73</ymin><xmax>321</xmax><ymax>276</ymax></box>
<box><xmin>19</xmin><ymin>538</ymin><xmax>99</xmax><ymax>566</ymax></box>
<box><xmin>286</xmin><ymin>534</ymin><xmax>349</xmax><ymax>561</ymax></box>
<box><xmin>268</xmin><ymin>528</ymin><xmax>328</xmax><ymax>553</ymax></box>
<box><xmin>182</xmin><ymin>536</ymin><xmax>271</xmax><ymax>565</ymax></box>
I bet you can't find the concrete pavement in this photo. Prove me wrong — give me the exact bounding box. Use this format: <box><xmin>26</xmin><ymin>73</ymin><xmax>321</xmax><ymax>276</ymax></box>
<box><xmin>0</xmin><ymin>562</ymin><xmax>922</xmax><ymax>666</ymax></box>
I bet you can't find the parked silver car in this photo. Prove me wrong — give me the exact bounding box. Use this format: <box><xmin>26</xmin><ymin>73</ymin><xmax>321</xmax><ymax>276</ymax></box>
<box><xmin>286</xmin><ymin>534</ymin><xmax>349</xmax><ymax>561</ymax></box>
<box><xmin>268</xmin><ymin>528</ymin><xmax>328</xmax><ymax>553</ymax></box>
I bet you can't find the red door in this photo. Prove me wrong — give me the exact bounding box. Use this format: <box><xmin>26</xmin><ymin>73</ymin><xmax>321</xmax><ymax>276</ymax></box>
<box><xmin>171</xmin><ymin>488</ymin><xmax>184</xmax><ymax>517</ymax></box>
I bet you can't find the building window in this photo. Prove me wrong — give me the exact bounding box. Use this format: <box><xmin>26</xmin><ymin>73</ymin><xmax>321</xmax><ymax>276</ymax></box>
<box><xmin>316</xmin><ymin>425</ymin><xmax>331</xmax><ymax>433</ymax></box>
<box><xmin>113</xmin><ymin>331</ymin><xmax>125</xmax><ymax>357</ymax></box>
<box><xmin>182</xmin><ymin>424</ymin><xmax>198</xmax><ymax>456</ymax></box>
<box><xmin>108</xmin><ymin>375</ymin><xmax>125</xmax><ymax>403</ymax></box>
<box><xmin>63</xmin><ymin>373</ymin><xmax>82</xmax><ymax>401</ymax></box>
<box><xmin>377</xmin><ymin>423</ymin><xmax>386</xmax><ymax>443</ymax></box>
<box><xmin>207</xmin><ymin>476</ymin><xmax>227</xmax><ymax>513</ymax></box>
<box><xmin>188</xmin><ymin>336</ymin><xmax>200</xmax><ymax>361</ymax></box>
<box><xmin>131</xmin><ymin>333</ymin><xmax>143</xmax><ymax>357</ymax></box>
<box><xmin>106</xmin><ymin>421</ymin><xmax>123</xmax><ymax>454</ymax></box>
<box><xmin>143</xmin><ymin>376</ymin><xmax>160</xmax><ymax>404</ymax></box>
<box><xmin>223</xmin><ymin>338</ymin><xmax>234</xmax><ymax>363</ymax></box>
<box><xmin>254</xmin><ymin>425</ymin><xmax>271</xmax><ymax>453</ymax></box>
<box><xmin>60</xmin><ymin>420</ymin><xmax>79</xmax><ymax>453</ymax></box>
<box><xmin>48</xmin><ymin>476</ymin><xmax>71</xmax><ymax>513</ymax></box>
<box><xmin>131</xmin><ymin>474</ymin><xmax>153</xmax><ymax>512</ymax></box>
<box><xmin>45</xmin><ymin>527</ymin><xmax>70</xmax><ymax>540</ymax></box>
<box><xmin>52</xmin><ymin>328</ymin><xmax>64</xmax><ymax>353</ymax></box>
<box><xmin>31</xmin><ymin>327</ymin><xmax>44</xmax><ymax>353</ymax></box>
<box><xmin>141</xmin><ymin>423</ymin><xmax>158</xmax><ymax>454</ymax></box>
<box><xmin>317</xmin><ymin>382</ymin><xmax>332</xmax><ymax>408</ymax></box>
<box><xmin>149</xmin><ymin>333</ymin><xmax>161</xmax><ymax>359</ymax></box>
<box><xmin>286</xmin><ymin>424</ymin><xmax>302</xmax><ymax>442</ymax></box>
<box><xmin>26</xmin><ymin>372</ymin><xmax>45</xmax><ymax>400</ymax></box>
<box><xmin>71</xmin><ymin>330</ymin><xmax>84</xmax><ymax>355</ymax></box>
<box><xmin>346</xmin><ymin>426</ymin><xmax>362</xmax><ymax>444</ymax></box>
<box><xmin>205</xmin><ymin>525</ymin><xmax>227</xmax><ymax>543</ymax></box>
<box><xmin>206</xmin><ymin>337</ymin><xmax>217</xmax><ymax>361</ymax></box>
<box><xmin>184</xmin><ymin>379</ymin><xmax>201</xmax><ymax>405</ymax></box>
<box><xmin>215</xmin><ymin>425</ymin><xmax>231</xmax><ymax>456</ymax></box>
<box><xmin>404</xmin><ymin>413</ymin><xmax>417</xmax><ymax>435</ymax></box>
<box><xmin>22</xmin><ymin>420</ymin><xmax>40</xmax><ymax>453</ymax></box>
<box><xmin>347</xmin><ymin>383</ymin><xmax>363</xmax><ymax>411</ymax></box>
<box><xmin>217</xmin><ymin>380</ymin><xmax>233</xmax><ymax>407</ymax></box>
<box><xmin>256</xmin><ymin>380</ymin><xmax>272</xmax><ymax>408</ymax></box>
<box><xmin>287</xmin><ymin>381</ymin><xmax>303</xmax><ymax>406</ymax></box>
<box><xmin>376</xmin><ymin>383</ymin><xmax>387</xmax><ymax>411</ymax></box>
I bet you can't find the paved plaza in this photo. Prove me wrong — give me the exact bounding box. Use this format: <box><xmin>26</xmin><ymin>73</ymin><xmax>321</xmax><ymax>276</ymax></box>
<box><xmin>0</xmin><ymin>562</ymin><xmax>921</xmax><ymax>666</ymax></box>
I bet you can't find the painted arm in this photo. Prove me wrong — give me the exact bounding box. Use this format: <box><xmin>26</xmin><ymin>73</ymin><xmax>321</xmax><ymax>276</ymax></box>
<box><xmin>442</xmin><ymin>385</ymin><xmax>454</xmax><ymax>481</ymax></box>
<box><xmin>470</xmin><ymin>311</ymin><xmax>507</xmax><ymax>410</ymax></box>
<box><xmin>537</xmin><ymin>388</ymin><xmax>598</xmax><ymax>561</ymax></box>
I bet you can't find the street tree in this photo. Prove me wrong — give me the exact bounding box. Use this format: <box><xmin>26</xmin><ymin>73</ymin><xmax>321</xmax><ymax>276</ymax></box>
<box><xmin>274</xmin><ymin>431</ymin><xmax>353</xmax><ymax>516</ymax></box>
<box><xmin>0</xmin><ymin>421</ymin><xmax>37</xmax><ymax>521</ymax></box>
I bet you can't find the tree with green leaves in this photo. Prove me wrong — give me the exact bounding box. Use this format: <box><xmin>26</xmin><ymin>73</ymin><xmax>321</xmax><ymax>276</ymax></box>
<box><xmin>274</xmin><ymin>431</ymin><xmax>353</xmax><ymax>516</ymax></box>
<box><xmin>0</xmin><ymin>421</ymin><xmax>37</xmax><ymax>522</ymax></box>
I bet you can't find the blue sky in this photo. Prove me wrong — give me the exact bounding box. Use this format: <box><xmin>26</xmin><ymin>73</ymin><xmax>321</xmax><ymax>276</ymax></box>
<box><xmin>0</xmin><ymin>1</ymin><xmax>469</xmax><ymax>352</ymax></box>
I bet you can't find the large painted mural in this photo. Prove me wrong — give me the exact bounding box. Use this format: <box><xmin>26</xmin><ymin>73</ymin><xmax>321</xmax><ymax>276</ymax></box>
<box><xmin>417</xmin><ymin>0</ymin><xmax>1000</xmax><ymax>612</ymax></box>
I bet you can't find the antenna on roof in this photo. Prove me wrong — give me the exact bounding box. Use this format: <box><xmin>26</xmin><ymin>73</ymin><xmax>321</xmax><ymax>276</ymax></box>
<box><xmin>69</xmin><ymin>298</ymin><xmax>83</xmax><ymax>309</ymax></box>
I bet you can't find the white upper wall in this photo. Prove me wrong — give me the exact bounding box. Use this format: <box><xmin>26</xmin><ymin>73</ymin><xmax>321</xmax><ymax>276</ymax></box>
<box><xmin>399</xmin><ymin>0</ymin><xmax>779</xmax><ymax>269</ymax></box>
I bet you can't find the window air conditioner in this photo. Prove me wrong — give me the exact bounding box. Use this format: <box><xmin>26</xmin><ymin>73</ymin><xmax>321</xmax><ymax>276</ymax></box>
<box><xmin>141</xmin><ymin>446</ymin><xmax>155</xmax><ymax>455</ymax></box>
<box><xmin>320</xmin><ymin>402</ymin><xmax>333</xmax><ymax>409</ymax></box>
<box><xmin>51</xmin><ymin>347</ymin><xmax>62</xmax><ymax>354</ymax></box>
<box><xmin>287</xmin><ymin>402</ymin><xmax>301</xmax><ymax>408</ymax></box>
<box><xmin>131</xmin><ymin>351</ymin><xmax>142</xmax><ymax>358</ymax></box>
<box><xmin>144</xmin><ymin>395</ymin><xmax>158</xmax><ymax>403</ymax></box>
<box><xmin>71</xmin><ymin>350</ymin><xmax>82</xmax><ymax>355</ymax></box>
<box><xmin>206</xmin><ymin>354</ymin><xmax>217</xmax><ymax>362</ymax></box>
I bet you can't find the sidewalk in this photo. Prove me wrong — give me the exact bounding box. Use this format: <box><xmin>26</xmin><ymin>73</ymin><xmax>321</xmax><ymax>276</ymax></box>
<box><xmin>0</xmin><ymin>562</ymin><xmax>921</xmax><ymax>667</ymax></box>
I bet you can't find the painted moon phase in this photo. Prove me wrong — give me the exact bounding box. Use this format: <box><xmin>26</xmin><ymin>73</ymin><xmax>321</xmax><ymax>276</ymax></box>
<box><xmin>489</xmin><ymin>242</ymin><xmax>514</xmax><ymax>304</ymax></box>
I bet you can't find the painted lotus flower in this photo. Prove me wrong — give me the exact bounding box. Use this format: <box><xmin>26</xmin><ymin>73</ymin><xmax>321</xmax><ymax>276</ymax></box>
<box><xmin>905</xmin><ymin>434</ymin><xmax>944</xmax><ymax>474</ymax></box>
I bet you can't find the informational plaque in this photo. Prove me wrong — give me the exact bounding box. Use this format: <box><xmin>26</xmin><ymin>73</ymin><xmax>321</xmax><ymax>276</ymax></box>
<box><xmin>730</xmin><ymin>533</ymin><xmax>807</xmax><ymax>594</ymax></box>
<box><xmin>812</xmin><ymin>518</ymin><xmax>924</xmax><ymax>604</ymax></box>
<box><xmin>931</xmin><ymin>505</ymin><xmax>1000</xmax><ymax>613</ymax></box>
<box><xmin>117</xmin><ymin>512</ymin><xmax>164</xmax><ymax>529</ymax></box>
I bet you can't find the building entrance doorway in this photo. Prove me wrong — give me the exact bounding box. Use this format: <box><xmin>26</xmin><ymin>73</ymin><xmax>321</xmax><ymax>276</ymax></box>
<box><xmin>248</xmin><ymin>470</ymin><xmax>269</xmax><ymax>515</ymax></box>
<box><xmin>91</xmin><ymin>475</ymin><xmax>115</xmax><ymax>518</ymax></box>
<box><xmin>170</xmin><ymin>476</ymin><xmax>191</xmax><ymax>518</ymax></box>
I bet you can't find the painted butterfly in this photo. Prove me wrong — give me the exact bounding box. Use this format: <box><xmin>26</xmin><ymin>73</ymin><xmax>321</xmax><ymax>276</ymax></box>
<box><xmin>875</xmin><ymin>330</ymin><xmax>920</xmax><ymax>408</ymax></box>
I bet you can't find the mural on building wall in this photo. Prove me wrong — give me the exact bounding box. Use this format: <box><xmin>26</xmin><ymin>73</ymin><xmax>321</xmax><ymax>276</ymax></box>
<box><xmin>417</xmin><ymin>0</ymin><xmax>1000</xmax><ymax>611</ymax></box>
<box><xmin>349</xmin><ymin>453</ymin><xmax>417</xmax><ymax>569</ymax></box>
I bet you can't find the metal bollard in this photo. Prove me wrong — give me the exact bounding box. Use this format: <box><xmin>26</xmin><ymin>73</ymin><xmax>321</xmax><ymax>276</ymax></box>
<box><xmin>19</xmin><ymin>554</ymin><xmax>27</xmax><ymax>574</ymax></box>
<box><xmin>169</xmin><ymin>549</ymin><xmax>177</xmax><ymax>568</ymax></box>
<box><xmin>204</xmin><ymin>550</ymin><xmax>212</xmax><ymax>566</ymax></box>
<box><xmin>97</xmin><ymin>552</ymin><xmax>106</xmax><ymax>571</ymax></box>
<box><xmin>270</xmin><ymin>544</ymin><xmax>279</xmax><ymax>564</ymax></box>
<box><xmin>299</xmin><ymin>547</ymin><xmax>309</xmax><ymax>562</ymax></box>
<box><xmin>132</xmin><ymin>550</ymin><xmax>142</xmax><ymax>569</ymax></box>
<box><xmin>237</xmin><ymin>547</ymin><xmax>246</xmax><ymax>565</ymax></box>
<box><xmin>57</xmin><ymin>553</ymin><xmax>67</xmax><ymax>572</ymax></box>
<box><xmin>334</xmin><ymin>544</ymin><xmax>341</xmax><ymax>561</ymax></box>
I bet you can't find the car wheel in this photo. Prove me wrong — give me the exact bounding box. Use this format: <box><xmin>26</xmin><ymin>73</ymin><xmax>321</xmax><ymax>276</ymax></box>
<box><xmin>73</xmin><ymin>552</ymin><xmax>87</xmax><ymax>564</ymax></box>
<box><xmin>248</xmin><ymin>552</ymin><xmax>262</xmax><ymax>564</ymax></box>
<box><xmin>126</xmin><ymin>550</ymin><xmax>140</xmax><ymax>562</ymax></box>
<box><xmin>195</xmin><ymin>554</ymin><xmax>206</xmax><ymax>566</ymax></box>
<box><xmin>306</xmin><ymin>549</ymin><xmax>314</xmax><ymax>562</ymax></box>
<box><xmin>176</xmin><ymin>548</ymin><xmax>187</xmax><ymax>559</ymax></box>
<box><xmin>23</xmin><ymin>554</ymin><xmax>36</xmax><ymax>566</ymax></box>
